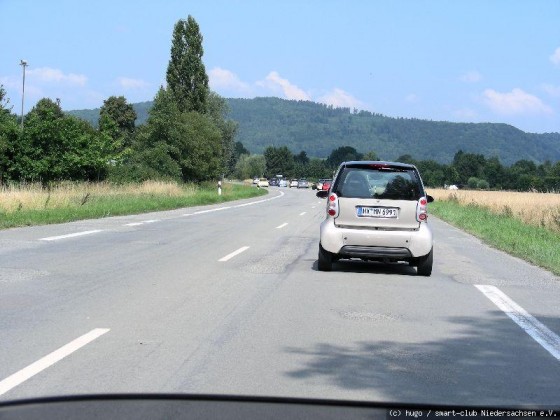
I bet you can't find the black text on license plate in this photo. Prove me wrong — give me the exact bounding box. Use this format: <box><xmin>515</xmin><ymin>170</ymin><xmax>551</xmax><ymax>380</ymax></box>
<box><xmin>357</xmin><ymin>207</ymin><xmax>398</xmax><ymax>218</ymax></box>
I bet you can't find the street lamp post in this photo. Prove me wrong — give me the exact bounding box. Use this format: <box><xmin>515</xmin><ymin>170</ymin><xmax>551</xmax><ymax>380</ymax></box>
<box><xmin>20</xmin><ymin>59</ymin><xmax>28</xmax><ymax>130</ymax></box>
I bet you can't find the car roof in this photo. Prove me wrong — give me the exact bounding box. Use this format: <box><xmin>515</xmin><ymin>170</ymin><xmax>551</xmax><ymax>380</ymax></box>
<box><xmin>341</xmin><ymin>160</ymin><xmax>417</xmax><ymax>170</ymax></box>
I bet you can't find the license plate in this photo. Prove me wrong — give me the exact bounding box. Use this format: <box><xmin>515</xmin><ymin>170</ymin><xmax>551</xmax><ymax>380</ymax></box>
<box><xmin>357</xmin><ymin>206</ymin><xmax>398</xmax><ymax>218</ymax></box>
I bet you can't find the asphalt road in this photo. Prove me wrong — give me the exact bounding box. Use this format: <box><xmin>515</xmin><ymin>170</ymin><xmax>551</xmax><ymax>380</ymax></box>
<box><xmin>1</xmin><ymin>187</ymin><xmax>559</xmax><ymax>407</ymax></box>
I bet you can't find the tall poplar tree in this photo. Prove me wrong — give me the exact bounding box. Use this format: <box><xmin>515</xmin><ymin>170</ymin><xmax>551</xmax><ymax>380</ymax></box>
<box><xmin>166</xmin><ymin>15</ymin><xmax>209</xmax><ymax>113</ymax></box>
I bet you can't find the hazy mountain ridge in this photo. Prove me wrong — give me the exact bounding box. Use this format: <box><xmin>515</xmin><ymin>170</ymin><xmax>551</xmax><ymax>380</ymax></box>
<box><xmin>67</xmin><ymin>97</ymin><xmax>560</xmax><ymax>165</ymax></box>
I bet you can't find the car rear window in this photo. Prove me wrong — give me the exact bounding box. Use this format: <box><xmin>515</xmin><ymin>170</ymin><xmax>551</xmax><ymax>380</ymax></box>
<box><xmin>333</xmin><ymin>167</ymin><xmax>423</xmax><ymax>200</ymax></box>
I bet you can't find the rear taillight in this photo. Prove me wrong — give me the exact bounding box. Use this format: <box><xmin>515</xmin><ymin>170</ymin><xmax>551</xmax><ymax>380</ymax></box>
<box><xmin>327</xmin><ymin>193</ymin><xmax>339</xmax><ymax>217</ymax></box>
<box><xmin>416</xmin><ymin>196</ymin><xmax>428</xmax><ymax>222</ymax></box>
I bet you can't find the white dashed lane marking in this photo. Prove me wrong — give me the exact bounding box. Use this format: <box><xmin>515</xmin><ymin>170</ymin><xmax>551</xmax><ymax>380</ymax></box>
<box><xmin>39</xmin><ymin>230</ymin><xmax>103</xmax><ymax>241</ymax></box>
<box><xmin>219</xmin><ymin>246</ymin><xmax>250</xmax><ymax>262</ymax></box>
<box><xmin>0</xmin><ymin>328</ymin><xmax>110</xmax><ymax>396</ymax></box>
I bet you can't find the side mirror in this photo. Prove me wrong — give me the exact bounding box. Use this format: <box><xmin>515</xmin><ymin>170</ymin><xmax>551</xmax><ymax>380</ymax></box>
<box><xmin>316</xmin><ymin>190</ymin><xmax>328</xmax><ymax>199</ymax></box>
<box><xmin>427</xmin><ymin>195</ymin><xmax>434</xmax><ymax>203</ymax></box>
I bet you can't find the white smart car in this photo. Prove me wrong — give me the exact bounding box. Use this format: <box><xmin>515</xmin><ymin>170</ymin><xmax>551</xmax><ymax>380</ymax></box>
<box><xmin>316</xmin><ymin>161</ymin><xmax>434</xmax><ymax>275</ymax></box>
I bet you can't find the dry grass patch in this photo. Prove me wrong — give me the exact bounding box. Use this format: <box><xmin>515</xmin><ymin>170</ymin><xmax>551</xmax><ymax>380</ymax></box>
<box><xmin>0</xmin><ymin>181</ymin><xmax>194</xmax><ymax>214</ymax></box>
<box><xmin>427</xmin><ymin>188</ymin><xmax>560</xmax><ymax>232</ymax></box>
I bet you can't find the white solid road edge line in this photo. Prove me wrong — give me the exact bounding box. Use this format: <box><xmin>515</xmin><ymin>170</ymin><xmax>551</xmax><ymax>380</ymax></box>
<box><xmin>475</xmin><ymin>285</ymin><xmax>560</xmax><ymax>361</ymax></box>
<box><xmin>0</xmin><ymin>328</ymin><xmax>110</xmax><ymax>396</ymax></box>
<box><xmin>233</xmin><ymin>190</ymin><xmax>285</xmax><ymax>208</ymax></box>
<box><xmin>219</xmin><ymin>246</ymin><xmax>250</xmax><ymax>262</ymax></box>
<box><xmin>194</xmin><ymin>206</ymin><xmax>231</xmax><ymax>215</ymax></box>
<box><xmin>276</xmin><ymin>222</ymin><xmax>288</xmax><ymax>229</ymax></box>
<box><xmin>39</xmin><ymin>230</ymin><xmax>103</xmax><ymax>241</ymax></box>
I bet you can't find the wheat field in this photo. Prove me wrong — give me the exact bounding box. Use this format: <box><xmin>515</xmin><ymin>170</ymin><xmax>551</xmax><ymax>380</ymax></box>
<box><xmin>427</xmin><ymin>188</ymin><xmax>560</xmax><ymax>232</ymax></box>
<box><xmin>0</xmin><ymin>181</ymin><xmax>196</xmax><ymax>213</ymax></box>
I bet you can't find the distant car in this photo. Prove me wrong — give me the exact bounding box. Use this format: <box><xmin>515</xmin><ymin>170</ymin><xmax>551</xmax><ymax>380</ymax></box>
<box><xmin>279</xmin><ymin>179</ymin><xmax>288</xmax><ymax>187</ymax></box>
<box><xmin>321</xmin><ymin>179</ymin><xmax>332</xmax><ymax>191</ymax></box>
<box><xmin>289</xmin><ymin>179</ymin><xmax>299</xmax><ymax>188</ymax></box>
<box><xmin>297</xmin><ymin>179</ymin><xmax>309</xmax><ymax>189</ymax></box>
<box><xmin>316</xmin><ymin>179</ymin><xmax>326</xmax><ymax>190</ymax></box>
<box><xmin>257</xmin><ymin>178</ymin><xmax>269</xmax><ymax>187</ymax></box>
<box><xmin>253</xmin><ymin>177</ymin><xmax>259</xmax><ymax>185</ymax></box>
<box><xmin>269</xmin><ymin>178</ymin><xmax>279</xmax><ymax>187</ymax></box>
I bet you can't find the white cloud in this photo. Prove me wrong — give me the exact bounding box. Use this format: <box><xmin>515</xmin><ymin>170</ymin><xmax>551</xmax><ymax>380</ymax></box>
<box><xmin>117</xmin><ymin>77</ymin><xmax>150</xmax><ymax>89</ymax></box>
<box><xmin>257</xmin><ymin>71</ymin><xmax>310</xmax><ymax>100</ymax></box>
<box><xmin>0</xmin><ymin>75</ymin><xmax>20</xmax><ymax>89</ymax></box>
<box><xmin>208</xmin><ymin>67</ymin><xmax>251</xmax><ymax>94</ymax></box>
<box><xmin>318</xmin><ymin>88</ymin><xmax>365</xmax><ymax>109</ymax></box>
<box><xmin>27</xmin><ymin>67</ymin><xmax>87</xmax><ymax>86</ymax></box>
<box><xmin>482</xmin><ymin>88</ymin><xmax>553</xmax><ymax>115</ymax></box>
<box><xmin>207</xmin><ymin>67</ymin><xmax>369</xmax><ymax>110</ymax></box>
<box><xmin>459</xmin><ymin>70</ymin><xmax>482</xmax><ymax>83</ymax></box>
<box><xmin>541</xmin><ymin>83</ymin><xmax>560</xmax><ymax>97</ymax></box>
<box><xmin>405</xmin><ymin>93</ymin><xmax>418</xmax><ymax>103</ymax></box>
<box><xmin>550</xmin><ymin>47</ymin><xmax>560</xmax><ymax>67</ymax></box>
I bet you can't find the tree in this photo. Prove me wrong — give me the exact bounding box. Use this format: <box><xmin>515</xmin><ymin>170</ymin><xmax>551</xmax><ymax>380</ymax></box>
<box><xmin>482</xmin><ymin>157</ymin><xmax>505</xmax><ymax>188</ymax></box>
<box><xmin>294</xmin><ymin>150</ymin><xmax>309</xmax><ymax>165</ymax></box>
<box><xmin>177</xmin><ymin>111</ymin><xmax>223</xmax><ymax>181</ymax></box>
<box><xmin>122</xmin><ymin>87</ymin><xmax>184</xmax><ymax>182</ymax></box>
<box><xmin>99</xmin><ymin>96</ymin><xmax>136</xmax><ymax>139</ymax></box>
<box><xmin>233</xmin><ymin>141</ymin><xmax>249</xmax><ymax>159</ymax></box>
<box><xmin>264</xmin><ymin>146</ymin><xmax>295</xmax><ymax>177</ymax></box>
<box><xmin>326</xmin><ymin>146</ymin><xmax>362</xmax><ymax>168</ymax></box>
<box><xmin>206</xmin><ymin>91</ymin><xmax>237</xmax><ymax>176</ymax></box>
<box><xmin>307</xmin><ymin>158</ymin><xmax>332</xmax><ymax>179</ymax></box>
<box><xmin>98</xmin><ymin>96</ymin><xmax>137</xmax><ymax>163</ymax></box>
<box><xmin>166</xmin><ymin>15</ymin><xmax>209</xmax><ymax>113</ymax></box>
<box><xmin>127</xmin><ymin>87</ymin><xmax>222</xmax><ymax>182</ymax></box>
<box><xmin>0</xmin><ymin>85</ymin><xmax>18</xmax><ymax>183</ymax></box>
<box><xmin>10</xmin><ymin>98</ymin><xmax>113</xmax><ymax>183</ymax></box>
<box><xmin>0</xmin><ymin>85</ymin><xmax>12</xmax><ymax>115</ymax></box>
<box><xmin>234</xmin><ymin>154</ymin><xmax>265</xmax><ymax>179</ymax></box>
<box><xmin>452</xmin><ymin>150</ymin><xmax>486</xmax><ymax>182</ymax></box>
<box><xmin>362</xmin><ymin>151</ymin><xmax>379</xmax><ymax>161</ymax></box>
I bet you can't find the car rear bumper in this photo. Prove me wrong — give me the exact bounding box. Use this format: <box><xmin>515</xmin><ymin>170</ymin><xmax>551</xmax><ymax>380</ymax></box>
<box><xmin>320</xmin><ymin>218</ymin><xmax>432</xmax><ymax>258</ymax></box>
<box><xmin>339</xmin><ymin>245</ymin><xmax>412</xmax><ymax>259</ymax></box>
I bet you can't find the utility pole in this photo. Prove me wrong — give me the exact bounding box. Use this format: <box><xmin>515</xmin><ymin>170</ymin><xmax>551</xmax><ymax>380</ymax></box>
<box><xmin>20</xmin><ymin>59</ymin><xmax>28</xmax><ymax>130</ymax></box>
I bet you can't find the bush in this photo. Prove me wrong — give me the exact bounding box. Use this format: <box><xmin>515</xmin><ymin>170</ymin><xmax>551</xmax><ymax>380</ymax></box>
<box><xmin>477</xmin><ymin>179</ymin><xmax>490</xmax><ymax>189</ymax></box>
<box><xmin>467</xmin><ymin>177</ymin><xmax>480</xmax><ymax>189</ymax></box>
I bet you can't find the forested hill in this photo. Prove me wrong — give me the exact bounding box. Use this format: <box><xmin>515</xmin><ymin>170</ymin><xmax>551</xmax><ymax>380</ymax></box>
<box><xmin>68</xmin><ymin>97</ymin><xmax>560</xmax><ymax>165</ymax></box>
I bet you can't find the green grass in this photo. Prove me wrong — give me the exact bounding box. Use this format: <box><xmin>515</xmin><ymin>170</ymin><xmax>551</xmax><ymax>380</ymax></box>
<box><xmin>430</xmin><ymin>200</ymin><xmax>560</xmax><ymax>275</ymax></box>
<box><xmin>0</xmin><ymin>183</ymin><xmax>267</xmax><ymax>230</ymax></box>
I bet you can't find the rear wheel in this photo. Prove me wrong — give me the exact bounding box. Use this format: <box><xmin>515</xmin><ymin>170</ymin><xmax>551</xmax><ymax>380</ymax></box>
<box><xmin>416</xmin><ymin>248</ymin><xmax>433</xmax><ymax>276</ymax></box>
<box><xmin>318</xmin><ymin>244</ymin><xmax>333</xmax><ymax>272</ymax></box>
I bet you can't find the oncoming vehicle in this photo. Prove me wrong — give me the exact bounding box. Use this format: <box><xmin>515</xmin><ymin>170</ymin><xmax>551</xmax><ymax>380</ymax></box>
<box><xmin>257</xmin><ymin>178</ymin><xmax>269</xmax><ymax>187</ymax></box>
<box><xmin>278</xmin><ymin>179</ymin><xmax>288</xmax><ymax>187</ymax></box>
<box><xmin>316</xmin><ymin>161</ymin><xmax>434</xmax><ymax>275</ymax></box>
<box><xmin>289</xmin><ymin>179</ymin><xmax>299</xmax><ymax>188</ymax></box>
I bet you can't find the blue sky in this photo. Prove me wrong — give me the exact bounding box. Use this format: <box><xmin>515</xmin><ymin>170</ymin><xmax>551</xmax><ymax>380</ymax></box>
<box><xmin>1</xmin><ymin>0</ymin><xmax>559</xmax><ymax>133</ymax></box>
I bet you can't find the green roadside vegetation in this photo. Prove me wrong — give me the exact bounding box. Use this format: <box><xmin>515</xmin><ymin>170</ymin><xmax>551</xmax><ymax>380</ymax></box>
<box><xmin>430</xmin><ymin>200</ymin><xmax>560</xmax><ymax>276</ymax></box>
<box><xmin>0</xmin><ymin>183</ymin><xmax>266</xmax><ymax>230</ymax></box>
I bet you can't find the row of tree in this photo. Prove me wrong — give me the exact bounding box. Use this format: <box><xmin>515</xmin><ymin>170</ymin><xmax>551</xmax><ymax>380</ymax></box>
<box><xmin>233</xmin><ymin>145</ymin><xmax>560</xmax><ymax>191</ymax></box>
<box><xmin>0</xmin><ymin>16</ymin><xmax>236</xmax><ymax>185</ymax></box>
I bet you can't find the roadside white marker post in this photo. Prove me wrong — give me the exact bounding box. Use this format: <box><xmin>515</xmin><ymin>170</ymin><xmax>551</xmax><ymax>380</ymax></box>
<box><xmin>218</xmin><ymin>180</ymin><xmax>222</xmax><ymax>196</ymax></box>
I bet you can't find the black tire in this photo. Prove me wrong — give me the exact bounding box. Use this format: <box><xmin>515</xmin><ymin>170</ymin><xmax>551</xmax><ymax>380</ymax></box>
<box><xmin>416</xmin><ymin>248</ymin><xmax>433</xmax><ymax>276</ymax></box>
<box><xmin>318</xmin><ymin>243</ymin><xmax>333</xmax><ymax>272</ymax></box>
